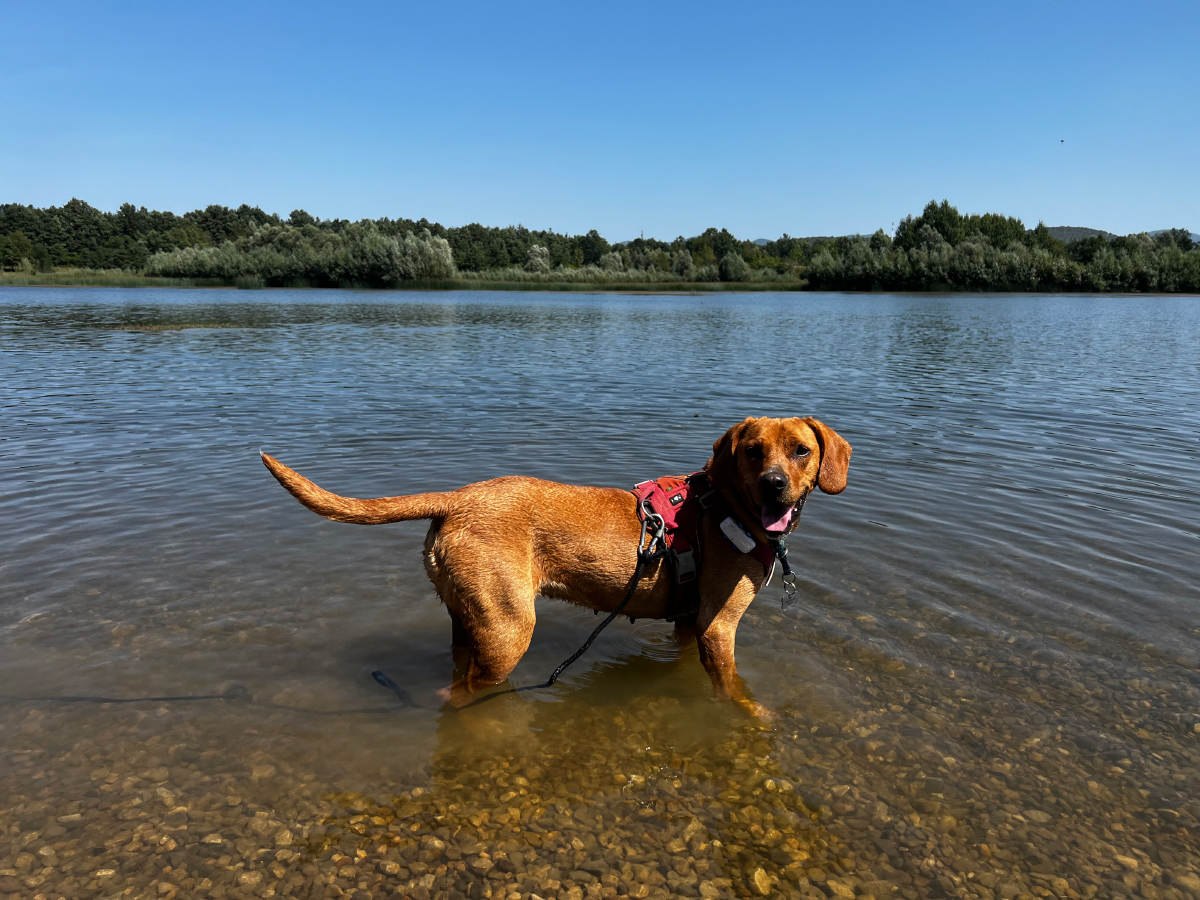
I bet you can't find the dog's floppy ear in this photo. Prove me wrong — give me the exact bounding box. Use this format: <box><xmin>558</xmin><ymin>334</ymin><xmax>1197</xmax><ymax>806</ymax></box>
<box><xmin>802</xmin><ymin>417</ymin><xmax>852</xmax><ymax>494</ymax></box>
<box><xmin>706</xmin><ymin>419</ymin><xmax>749</xmax><ymax>489</ymax></box>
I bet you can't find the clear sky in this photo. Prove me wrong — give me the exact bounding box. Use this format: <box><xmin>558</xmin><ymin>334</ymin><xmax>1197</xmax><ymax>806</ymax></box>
<box><xmin>2</xmin><ymin>0</ymin><xmax>1196</xmax><ymax>240</ymax></box>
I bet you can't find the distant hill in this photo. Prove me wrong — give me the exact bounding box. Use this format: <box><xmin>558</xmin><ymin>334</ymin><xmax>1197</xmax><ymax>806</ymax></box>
<box><xmin>1046</xmin><ymin>226</ymin><xmax>1118</xmax><ymax>243</ymax></box>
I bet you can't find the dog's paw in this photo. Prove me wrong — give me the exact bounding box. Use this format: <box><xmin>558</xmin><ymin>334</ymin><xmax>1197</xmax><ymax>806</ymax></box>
<box><xmin>738</xmin><ymin>699</ymin><xmax>779</xmax><ymax>725</ymax></box>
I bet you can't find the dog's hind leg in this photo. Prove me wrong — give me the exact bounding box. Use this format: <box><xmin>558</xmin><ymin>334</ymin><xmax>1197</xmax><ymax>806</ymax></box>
<box><xmin>438</xmin><ymin>568</ymin><xmax>538</xmax><ymax>708</ymax></box>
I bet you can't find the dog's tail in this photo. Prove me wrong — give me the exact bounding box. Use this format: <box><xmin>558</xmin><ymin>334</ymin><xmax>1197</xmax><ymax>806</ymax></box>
<box><xmin>260</xmin><ymin>452</ymin><xmax>457</xmax><ymax>524</ymax></box>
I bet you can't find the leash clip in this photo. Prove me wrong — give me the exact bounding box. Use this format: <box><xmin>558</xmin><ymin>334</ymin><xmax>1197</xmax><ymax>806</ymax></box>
<box><xmin>770</xmin><ymin>538</ymin><xmax>798</xmax><ymax>609</ymax></box>
<box><xmin>638</xmin><ymin>501</ymin><xmax>668</xmax><ymax>562</ymax></box>
<box><xmin>781</xmin><ymin>572</ymin><xmax>798</xmax><ymax>609</ymax></box>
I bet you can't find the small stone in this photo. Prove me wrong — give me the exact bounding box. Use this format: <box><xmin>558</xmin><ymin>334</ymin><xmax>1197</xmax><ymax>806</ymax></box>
<box><xmin>1115</xmin><ymin>855</ymin><xmax>1139</xmax><ymax>870</ymax></box>
<box><xmin>56</xmin><ymin>813</ymin><xmax>83</xmax><ymax>824</ymax></box>
<box><xmin>238</xmin><ymin>869</ymin><xmax>263</xmax><ymax>885</ymax></box>
<box><xmin>251</xmin><ymin>764</ymin><xmax>276</xmax><ymax>779</ymax></box>
<box><xmin>147</xmin><ymin>767</ymin><xmax>170</xmax><ymax>782</ymax></box>
<box><xmin>94</xmin><ymin>869</ymin><xmax>116</xmax><ymax>878</ymax></box>
<box><xmin>825</xmin><ymin>880</ymin><xmax>856</xmax><ymax>899</ymax></box>
<box><xmin>202</xmin><ymin>833</ymin><xmax>225</xmax><ymax>844</ymax></box>
<box><xmin>682</xmin><ymin>818</ymin><xmax>705</xmax><ymax>842</ymax></box>
<box><xmin>469</xmin><ymin>857</ymin><xmax>494</xmax><ymax>874</ymax></box>
<box><xmin>1024</xmin><ymin>809</ymin><xmax>1051</xmax><ymax>824</ymax></box>
<box><xmin>750</xmin><ymin>867</ymin><xmax>772</xmax><ymax>896</ymax></box>
<box><xmin>380</xmin><ymin>861</ymin><xmax>403</xmax><ymax>875</ymax></box>
<box><xmin>274</xmin><ymin>828</ymin><xmax>293</xmax><ymax>847</ymax></box>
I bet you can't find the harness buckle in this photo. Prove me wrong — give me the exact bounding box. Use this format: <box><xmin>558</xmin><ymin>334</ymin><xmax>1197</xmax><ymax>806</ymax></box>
<box><xmin>672</xmin><ymin>549</ymin><xmax>697</xmax><ymax>584</ymax></box>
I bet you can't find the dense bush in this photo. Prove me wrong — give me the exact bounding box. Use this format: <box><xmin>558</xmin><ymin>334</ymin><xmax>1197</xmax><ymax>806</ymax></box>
<box><xmin>144</xmin><ymin>224</ymin><xmax>454</xmax><ymax>285</ymax></box>
<box><xmin>524</xmin><ymin>245</ymin><xmax>550</xmax><ymax>273</ymax></box>
<box><xmin>719</xmin><ymin>252</ymin><xmax>751</xmax><ymax>282</ymax></box>
<box><xmin>801</xmin><ymin>222</ymin><xmax>1200</xmax><ymax>293</ymax></box>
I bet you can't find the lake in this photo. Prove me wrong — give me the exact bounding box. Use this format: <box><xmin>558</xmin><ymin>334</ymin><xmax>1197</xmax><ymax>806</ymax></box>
<box><xmin>1</xmin><ymin>287</ymin><xmax>1198</xmax><ymax>900</ymax></box>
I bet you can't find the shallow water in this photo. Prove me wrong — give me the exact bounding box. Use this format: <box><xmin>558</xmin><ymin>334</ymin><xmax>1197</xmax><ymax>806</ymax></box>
<box><xmin>1</xmin><ymin>287</ymin><xmax>1198</xmax><ymax>900</ymax></box>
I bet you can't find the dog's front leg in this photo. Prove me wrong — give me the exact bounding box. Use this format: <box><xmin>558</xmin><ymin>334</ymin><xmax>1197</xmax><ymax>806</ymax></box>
<box><xmin>694</xmin><ymin>569</ymin><xmax>774</xmax><ymax>721</ymax></box>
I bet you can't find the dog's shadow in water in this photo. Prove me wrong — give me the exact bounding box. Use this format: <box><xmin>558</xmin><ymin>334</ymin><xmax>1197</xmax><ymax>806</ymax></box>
<box><xmin>322</xmin><ymin>605</ymin><xmax>759</xmax><ymax>753</ymax></box>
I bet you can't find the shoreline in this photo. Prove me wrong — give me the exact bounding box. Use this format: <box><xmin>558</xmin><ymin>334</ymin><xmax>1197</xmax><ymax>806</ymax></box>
<box><xmin>2</xmin><ymin>276</ymin><xmax>1198</xmax><ymax>296</ymax></box>
<box><xmin>0</xmin><ymin>275</ymin><xmax>802</xmax><ymax>293</ymax></box>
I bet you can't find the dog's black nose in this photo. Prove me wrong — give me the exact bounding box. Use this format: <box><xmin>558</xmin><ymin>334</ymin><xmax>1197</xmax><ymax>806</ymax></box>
<box><xmin>760</xmin><ymin>470</ymin><xmax>788</xmax><ymax>496</ymax></box>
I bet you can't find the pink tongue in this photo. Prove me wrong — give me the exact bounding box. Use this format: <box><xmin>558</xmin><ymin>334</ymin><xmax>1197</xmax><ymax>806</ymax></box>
<box><xmin>761</xmin><ymin>507</ymin><xmax>792</xmax><ymax>533</ymax></box>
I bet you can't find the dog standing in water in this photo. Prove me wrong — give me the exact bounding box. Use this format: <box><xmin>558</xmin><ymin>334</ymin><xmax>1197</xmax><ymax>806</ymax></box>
<box><xmin>262</xmin><ymin>416</ymin><xmax>850</xmax><ymax>716</ymax></box>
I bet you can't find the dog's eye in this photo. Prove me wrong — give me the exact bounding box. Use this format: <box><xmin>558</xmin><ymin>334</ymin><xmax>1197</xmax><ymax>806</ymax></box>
<box><xmin>794</xmin><ymin>445</ymin><xmax>811</xmax><ymax>457</ymax></box>
<box><xmin>745</xmin><ymin>445</ymin><xmax>763</xmax><ymax>460</ymax></box>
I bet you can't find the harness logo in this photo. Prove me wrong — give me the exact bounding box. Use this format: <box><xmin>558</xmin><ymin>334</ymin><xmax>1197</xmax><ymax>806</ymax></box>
<box><xmin>669</xmin><ymin>493</ymin><xmax>685</xmax><ymax>506</ymax></box>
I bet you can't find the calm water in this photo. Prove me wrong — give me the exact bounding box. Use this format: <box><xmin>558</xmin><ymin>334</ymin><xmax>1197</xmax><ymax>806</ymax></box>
<box><xmin>1</xmin><ymin>287</ymin><xmax>1198</xmax><ymax>900</ymax></box>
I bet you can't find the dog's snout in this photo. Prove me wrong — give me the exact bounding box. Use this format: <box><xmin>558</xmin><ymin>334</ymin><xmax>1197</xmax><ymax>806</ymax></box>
<box><xmin>760</xmin><ymin>469</ymin><xmax>788</xmax><ymax>496</ymax></box>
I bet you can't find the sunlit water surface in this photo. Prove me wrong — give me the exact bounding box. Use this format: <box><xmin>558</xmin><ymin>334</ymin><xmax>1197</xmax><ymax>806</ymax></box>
<box><xmin>1</xmin><ymin>288</ymin><xmax>1198</xmax><ymax>900</ymax></box>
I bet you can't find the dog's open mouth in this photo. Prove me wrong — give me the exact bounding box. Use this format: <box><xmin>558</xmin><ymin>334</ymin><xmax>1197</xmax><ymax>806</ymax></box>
<box><xmin>761</xmin><ymin>502</ymin><xmax>794</xmax><ymax>534</ymax></box>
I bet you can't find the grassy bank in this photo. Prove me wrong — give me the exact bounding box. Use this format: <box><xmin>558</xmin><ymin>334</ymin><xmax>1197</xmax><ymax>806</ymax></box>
<box><xmin>0</xmin><ymin>269</ymin><xmax>227</xmax><ymax>289</ymax></box>
<box><xmin>0</xmin><ymin>271</ymin><xmax>807</xmax><ymax>292</ymax></box>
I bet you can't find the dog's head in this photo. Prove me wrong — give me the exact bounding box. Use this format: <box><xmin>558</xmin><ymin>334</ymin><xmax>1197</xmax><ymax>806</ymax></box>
<box><xmin>705</xmin><ymin>417</ymin><xmax>851</xmax><ymax>536</ymax></box>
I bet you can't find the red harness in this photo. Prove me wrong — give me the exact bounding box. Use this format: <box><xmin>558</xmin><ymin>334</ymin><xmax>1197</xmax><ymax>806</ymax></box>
<box><xmin>631</xmin><ymin>471</ymin><xmax>775</xmax><ymax>622</ymax></box>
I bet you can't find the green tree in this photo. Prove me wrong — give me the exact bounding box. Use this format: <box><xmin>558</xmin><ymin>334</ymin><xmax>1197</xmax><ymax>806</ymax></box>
<box><xmin>5</xmin><ymin>229</ymin><xmax>33</xmax><ymax>263</ymax></box>
<box><xmin>671</xmin><ymin>249</ymin><xmax>696</xmax><ymax>279</ymax></box>
<box><xmin>719</xmin><ymin>251</ymin><xmax>751</xmax><ymax>282</ymax></box>
<box><xmin>575</xmin><ymin>229</ymin><xmax>611</xmax><ymax>265</ymax></box>
<box><xmin>525</xmin><ymin>245</ymin><xmax>551</xmax><ymax>273</ymax></box>
<box><xmin>1156</xmin><ymin>228</ymin><xmax>1195</xmax><ymax>251</ymax></box>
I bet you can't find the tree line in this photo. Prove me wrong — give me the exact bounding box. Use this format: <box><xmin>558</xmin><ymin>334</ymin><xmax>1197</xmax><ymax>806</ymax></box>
<box><xmin>1</xmin><ymin>198</ymin><xmax>1196</xmax><ymax>292</ymax></box>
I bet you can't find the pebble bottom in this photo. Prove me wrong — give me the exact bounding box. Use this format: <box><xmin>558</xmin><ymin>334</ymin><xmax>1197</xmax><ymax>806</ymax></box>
<box><xmin>2</xmin><ymin>591</ymin><xmax>1199</xmax><ymax>900</ymax></box>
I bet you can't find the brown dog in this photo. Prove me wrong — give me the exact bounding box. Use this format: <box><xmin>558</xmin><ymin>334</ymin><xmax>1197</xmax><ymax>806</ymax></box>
<box><xmin>261</xmin><ymin>416</ymin><xmax>850</xmax><ymax>715</ymax></box>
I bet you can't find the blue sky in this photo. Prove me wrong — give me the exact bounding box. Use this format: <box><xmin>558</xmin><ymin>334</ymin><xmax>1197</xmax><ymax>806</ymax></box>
<box><xmin>1</xmin><ymin>1</ymin><xmax>1196</xmax><ymax>239</ymax></box>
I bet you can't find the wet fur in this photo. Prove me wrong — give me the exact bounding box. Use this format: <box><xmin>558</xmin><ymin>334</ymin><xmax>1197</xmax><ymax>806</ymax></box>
<box><xmin>261</xmin><ymin>417</ymin><xmax>850</xmax><ymax>714</ymax></box>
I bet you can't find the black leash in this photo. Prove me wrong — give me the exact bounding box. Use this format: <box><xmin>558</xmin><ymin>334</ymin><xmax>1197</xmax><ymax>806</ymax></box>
<box><xmin>0</xmin><ymin>683</ymin><xmax>421</xmax><ymax>714</ymax></box>
<box><xmin>0</xmin><ymin>685</ymin><xmax>250</xmax><ymax>704</ymax></box>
